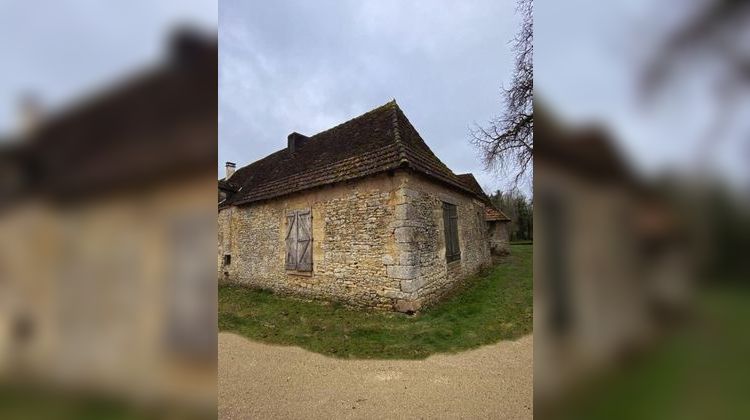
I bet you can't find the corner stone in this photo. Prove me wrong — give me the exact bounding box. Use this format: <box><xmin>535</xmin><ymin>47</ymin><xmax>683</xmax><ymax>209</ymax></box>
<box><xmin>394</xmin><ymin>227</ymin><xmax>416</xmax><ymax>243</ymax></box>
<box><xmin>387</xmin><ymin>265</ymin><xmax>419</xmax><ymax>280</ymax></box>
<box><xmin>399</xmin><ymin>251</ymin><xmax>419</xmax><ymax>265</ymax></box>
<box><xmin>395</xmin><ymin>203</ymin><xmax>416</xmax><ymax>220</ymax></box>
<box><xmin>400</xmin><ymin>276</ymin><xmax>427</xmax><ymax>293</ymax></box>
<box><xmin>394</xmin><ymin>298</ymin><xmax>423</xmax><ymax>314</ymax></box>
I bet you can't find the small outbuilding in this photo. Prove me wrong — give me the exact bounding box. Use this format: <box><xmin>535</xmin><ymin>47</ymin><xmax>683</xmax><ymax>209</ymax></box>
<box><xmin>455</xmin><ymin>173</ymin><xmax>512</xmax><ymax>256</ymax></box>
<box><xmin>485</xmin><ymin>207</ymin><xmax>512</xmax><ymax>255</ymax></box>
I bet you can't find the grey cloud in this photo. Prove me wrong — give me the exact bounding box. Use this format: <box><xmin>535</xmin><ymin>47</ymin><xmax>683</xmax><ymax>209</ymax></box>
<box><xmin>219</xmin><ymin>0</ymin><xmax>522</xmax><ymax>194</ymax></box>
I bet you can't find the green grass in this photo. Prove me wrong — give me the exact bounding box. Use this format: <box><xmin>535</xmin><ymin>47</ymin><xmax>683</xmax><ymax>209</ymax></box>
<box><xmin>556</xmin><ymin>287</ymin><xmax>750</xmax><ymax>420</ymax></box>
<box><xmin>0</xmin><ymin>384</ymin><xmax>214</xmax><ymax>420</ymax></box>
<box><xmin>0</xmin><ymin>383</ymin><xmax>221</xmax><ymax>420</ymax></box>
<box><xmin>219</xmin><ymin>243</ymin><xmax>532</xmax><ymax>359</ymax></box>
<box><xmin>0</xmin><ymin>391</ymin><xmax>135</xmax><ymax>420</ymax></box>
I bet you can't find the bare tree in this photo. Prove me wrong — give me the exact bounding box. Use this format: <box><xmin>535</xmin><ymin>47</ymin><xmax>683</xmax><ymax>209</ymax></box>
<box><xmin>643</xmin><ymin>0</ymin><xmax>750</xmax><ymax>92</ymax></box>
<box><xmin>471</xmin><ymin>0</ymin><xmax>533</xmax><ymax>186</ymax></box>
<box><xmin>642</xmin><ymin>0</ymin><xmax>750</xmax><ymax>165</ymax></box>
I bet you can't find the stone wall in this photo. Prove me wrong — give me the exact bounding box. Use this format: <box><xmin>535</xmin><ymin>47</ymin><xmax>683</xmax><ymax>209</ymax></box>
<box><xmin>386</xmin><ymin>173</ymin><xmax>492</xmax><ymax>309</ymax></box>
<box><xmin>2</xmin><ymin>174</ymin><xmax>218</xmax><ymax>406</ymax></box>
<box><xmin>488</xmin><ymin>220</ymin><xmax>511</xmax><ymax>255</ymax></box>
<box><xmin>218</xmin><ymin>172</ymin><xmax>402</xmax><ymax>310</ymax></box>
<box><xmin>218</xmin><ymin>170</ymin><xmax>492</xmax><ymax>311</ymax></box>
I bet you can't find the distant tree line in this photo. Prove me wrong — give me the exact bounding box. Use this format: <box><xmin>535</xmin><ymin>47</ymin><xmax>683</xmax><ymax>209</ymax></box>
<box><xmin>489</xmin><ymin>189</ymin><xmax>533</xmax><ymax>242</ymax></box>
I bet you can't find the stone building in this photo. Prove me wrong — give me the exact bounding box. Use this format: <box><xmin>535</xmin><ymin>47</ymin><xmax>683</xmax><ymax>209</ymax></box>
<box><xmin>486</xmin><ymin>207</ymin><xmax>512</xmax><ymax>255</ymax></box>
<box><xmin>0</xmin><ymin>31</ymin><xmax>217</xmax><ymax>410</ymax></box>
<box><xmin>534</xmin><ymin>105</ymin><xmax>693</xmax><ymax>404</ymax></box>
<box><xmin>456</xmin><ymin>173</ymin><xmax>511</xmax><ymax>255</ymax></box>
<box><xmin>218</xmin><ymin>100</ymin><xmax>503</xmax><ymax>312</ymax></box>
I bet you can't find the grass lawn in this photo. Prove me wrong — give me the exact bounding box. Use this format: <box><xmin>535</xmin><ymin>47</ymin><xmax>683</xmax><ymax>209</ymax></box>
<box><xmin>0</xmin><ymin>385</ymin><xmax>204</xmax><ymax>420</ymax></box>
<box><xmin>218</xmin><ymin>243</ymin><xmax>532</xmax><ymax>359</ymax></box>
<box><xmin>556</xmin><ymin>286</ymin><xmax>750</xmax><ymax>420</ymax></box>
<box><xmin>0</xmin><ymin>387</ymin><xmax>139</xmax><ymax>420</ymax></box>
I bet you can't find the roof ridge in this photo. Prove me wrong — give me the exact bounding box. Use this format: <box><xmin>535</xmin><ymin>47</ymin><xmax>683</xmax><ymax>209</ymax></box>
<box><xmin>393</xmin><ymin>110</ymin><xmax>482</xmax><ymax>197</ymax></box>
<box><xmin>389</xmin><ymin>99</ymin><xmax>409</xmax><ymax>165</ymax></box>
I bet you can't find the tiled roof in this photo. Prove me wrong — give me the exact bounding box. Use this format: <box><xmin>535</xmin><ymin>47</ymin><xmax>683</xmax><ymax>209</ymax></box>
<box><xmin>218</xmin><ymin>178</ymin><xmax>240</xmax><ymax>192</ymax></box>
<box><xmin>485</xmin><ymin>206</ymin><xmax>510</xmax><ymax>222</ymax></box>
<box><xmin>535</xmin><ymin>101</ymin><xmax>633</xmax><ymax>184</ymax></box>
<box><xmin>456</xmin><ymin>173</ymin><xmax>487</xmax><ymax>198</ymax></box>
<box><xmin>26</xmin><ymin>30</ymin><xmax>217</xmax><ymax>199</ymax></box>
<box><xmin>225</xmin><ymin>100</ymin><xmax>479</xmax><ymax>206</ymax></box>
<box><xmin>455</xmin><ymin>173</ymin><xmax>510</xmax><ymax>221</ymax></box>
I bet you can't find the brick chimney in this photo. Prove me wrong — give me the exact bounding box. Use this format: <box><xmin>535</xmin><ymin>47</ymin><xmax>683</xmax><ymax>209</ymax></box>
<box><xmin>225</xmin><ymin>161</ymin><xmax>236</xmax><ymax>179</ymax></box>
<box><xmin>287</xmin><ymin>132</ymin><xmax>308</xmax><ymax>154</ymax></box>
<box><xmin>169</xmin><ymin>26</ymin><xmax>213</xmax><ymax>67</ymax></box>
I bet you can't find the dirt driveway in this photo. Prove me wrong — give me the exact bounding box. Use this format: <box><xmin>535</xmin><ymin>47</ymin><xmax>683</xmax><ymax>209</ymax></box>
<box><xmin>218</xmin><ymin>332</ymin><xmax>533</xmax><ymax>419</ymax></box>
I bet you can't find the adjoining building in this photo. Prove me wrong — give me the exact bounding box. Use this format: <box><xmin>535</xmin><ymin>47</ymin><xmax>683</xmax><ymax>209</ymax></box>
<box><xmin>534</xmin><ymin>104</ymin><xmax>693</xmax><ymax>404</ymax></box>
<box><xmin>456</xmin><ymin>173</ymin><xmax>512</xmax><ymax>256</ymax></box>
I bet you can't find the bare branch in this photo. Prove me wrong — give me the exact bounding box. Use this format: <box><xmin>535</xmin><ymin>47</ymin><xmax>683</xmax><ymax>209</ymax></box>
<box><xmin>470</xmin><ymin>0</ymin><xmax>533</xmax><ymax>187</ymax></box>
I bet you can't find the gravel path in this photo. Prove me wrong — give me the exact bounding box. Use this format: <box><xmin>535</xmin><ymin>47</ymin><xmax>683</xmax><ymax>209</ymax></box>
<box><xmin>218</xmin><ymin>332</ymin><xmax>533</xmax><ymax>419</ymax></box>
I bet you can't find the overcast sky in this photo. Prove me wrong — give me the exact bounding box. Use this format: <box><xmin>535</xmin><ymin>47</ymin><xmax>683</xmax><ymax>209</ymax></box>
<box><xmin>219</xmin><ymin>0</ymin><xmax>523</xmax><ymax>194</ymax></box>
<box><xmin>0</xmin><ymin>0</ymin><xmax>216</xmax><ymax>136</ymax></box>
<box><xmin>536</xmin><ymin>0</ymin><xmax>750</xmax><ymax>186</ymax></box>
<box><xmin>4</xmin><ymin>1</ymin><xmax>745</xmax><ymax>196</ymax></box>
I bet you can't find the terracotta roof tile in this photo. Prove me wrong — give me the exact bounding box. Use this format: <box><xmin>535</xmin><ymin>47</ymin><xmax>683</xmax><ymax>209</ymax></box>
<box><xmin>485</xmin><ymin>206</ymin><xmax>510</xmax><ymax>221</ymax></box>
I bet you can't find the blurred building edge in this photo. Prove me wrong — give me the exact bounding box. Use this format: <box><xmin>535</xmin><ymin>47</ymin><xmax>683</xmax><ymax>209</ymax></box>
<box><xmin>533</xmin><ymin>101</ymin><xmax>694</xmax><ymax>406</ymax></box>
<box><xmin>0</xmin><ymin>27</ymin><xmax>217</xmax><ymax>413</ymax></box>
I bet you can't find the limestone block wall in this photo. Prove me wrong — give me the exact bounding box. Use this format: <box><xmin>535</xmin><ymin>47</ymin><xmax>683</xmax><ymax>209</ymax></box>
<box><xmin>218</xmin><ymin>173</ymin><xmax>403</xmax><ymax>310</ymax></box>
<box><xmin>218</xmin><ymin>170</ymin><xmax>492</xmax><ymax>311</ymax></box>
<box><xmin>387</xmin><ymin>173</ymin><xmax>492</xmax><ymax>308</ymax></box>
<box><xmin>217</xmin><ymin>207</ymin><xmax>231</xmax><ymax>280</ymax></box>
<box><xmin>489</xmin><ymin>220</ymin><xmax>511</xmax><ymax>255</ymax></box>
